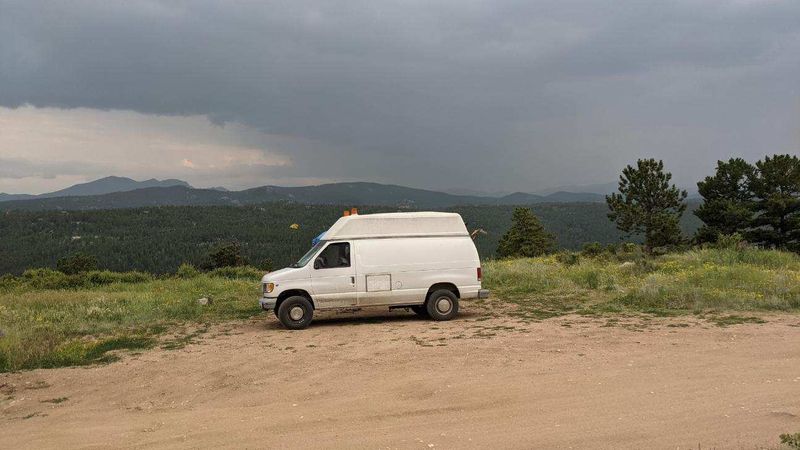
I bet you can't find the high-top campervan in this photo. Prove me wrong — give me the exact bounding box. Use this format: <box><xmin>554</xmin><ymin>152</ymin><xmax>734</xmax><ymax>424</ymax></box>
<box><xmin>260</xmin><ymin>211</ymin><xmax>489</xmax><ymax>329</ymax></box>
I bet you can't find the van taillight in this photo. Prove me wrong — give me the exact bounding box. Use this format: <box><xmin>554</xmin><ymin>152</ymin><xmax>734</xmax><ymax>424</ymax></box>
<box><xmin>477</xmin><ymin>267</ymin><xmax>482</xmax><ymax>281</ymax></box>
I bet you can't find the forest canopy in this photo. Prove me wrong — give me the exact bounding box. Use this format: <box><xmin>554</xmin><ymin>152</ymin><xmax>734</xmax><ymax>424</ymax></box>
<box><xmin>0</xmin><ymin>202</ymin><xmax>701</xmax><ymax>274</ymax></box>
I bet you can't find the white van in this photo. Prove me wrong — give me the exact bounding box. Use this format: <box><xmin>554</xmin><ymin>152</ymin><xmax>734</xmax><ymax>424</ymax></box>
<box><xmin>260</xmin><ymin>212</ymin><xmax>489</xmax><ymax>329</ymax></box>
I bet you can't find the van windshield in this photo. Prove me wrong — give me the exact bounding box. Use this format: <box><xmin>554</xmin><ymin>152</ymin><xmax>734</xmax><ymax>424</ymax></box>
<box><xmin>291</xmin><ymin>241</ymin><xmax>325</xmax><ymax>268</ymax></box>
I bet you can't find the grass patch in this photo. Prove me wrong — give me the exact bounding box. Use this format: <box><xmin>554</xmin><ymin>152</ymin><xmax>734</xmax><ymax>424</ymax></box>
<box><xmin>160</xmin><ymin>326</ymin><xmax>209</xmax><ymax>350</ymax></box>
<box><xmin>41</xmin><ymin>397</ymin><xmax>68</xmax><ymax>404</ymax></box>
<box><xmin>709</xmin><ymin>315</ymin><xmax>767</xmax><ymax>327</ymax></box>
<box><xmin>781</xmin><ymin>432</ymin><xmax>800</xmax><ymax>449</ymax></box>
<box><xmin>484</xmin><ymin>248</ymin><xmax>800</xmax><ymax>319</ymax></box>
<box><xmin>0</xmin><ymin>271</ymin><xmax>261</xmax><ymax>372</ymax></box>
<box><xmin>2</xmin><ymin>247</ymin><xmax>799</xmax><ymax>372</ymax></box>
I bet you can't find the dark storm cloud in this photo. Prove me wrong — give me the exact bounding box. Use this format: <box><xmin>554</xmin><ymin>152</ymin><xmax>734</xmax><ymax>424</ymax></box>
<box><xmin>1</xmin><ymin>0</ymin><xmax>798</xmax><ymax>191</ymax></box>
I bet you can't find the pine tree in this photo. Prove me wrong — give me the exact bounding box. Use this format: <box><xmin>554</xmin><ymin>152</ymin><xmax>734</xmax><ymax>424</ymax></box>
<box><xmin>694</xmin><ymin>158</ymin><xmax>756</xmax><ymax>243</ymax></box>
<box><xmin>747</xmin><ymin>154</ymin><xmax>800</xmax><ymax>251</ymax></box>
<box><xmin>497</xmin><ymin>207</ymin><xmax>555</xmax><ymax>258</ymax></box>
<box><xmin>200</xmin><ymin>242</ymin><xmax>248</xmax><ymax>270</ymax></box>
<box><xmin>606</xmin><ymin>159</ymin><xmax>687</xmax><ymax>250</ymax></box>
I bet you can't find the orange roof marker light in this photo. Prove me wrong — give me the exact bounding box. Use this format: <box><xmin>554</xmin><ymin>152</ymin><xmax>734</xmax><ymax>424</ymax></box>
<box><xmin>350</xmin><ymin>207</ymin><xmax>358</xmax><ymax>215</ymax></box>
<box><xmin>343</xmin><ymin>210</ymin><xmax>350</xmax><ymax>217</ymax></box>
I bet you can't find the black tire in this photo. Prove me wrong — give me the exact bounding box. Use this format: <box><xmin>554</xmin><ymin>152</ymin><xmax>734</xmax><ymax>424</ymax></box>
<box><xmin>410</xmin><ymin>305</ymin><xmax>429</xmax><ymax>318</ymax></box>
<box><xmin>425</xmin><ymin>289</ymin><xmax>459</xmax><ymax>321</ymax></box>
<box><xmin>277</xmin><ymin>296</ymin><xmax>314</xmax><ymax>330</ymax></box>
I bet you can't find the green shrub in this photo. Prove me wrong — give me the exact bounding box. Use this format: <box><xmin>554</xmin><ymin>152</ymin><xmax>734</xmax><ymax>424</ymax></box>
<box><xmin>56</xmin><ymin>252</ymin><xmax>99</xmax><ymax>275</ymax></box>
<box><xmin>22</xmin><ymin>268</ymin><xmax>71</xmax><ymax>289</ymax></box>
<box><xmin>176</xmin><ymin>263</ymin><xmax>200</xmax><ymax>279</ymax></box>
<box><xmin>0</xmin><ymin>273</ymin><xmax>21</xmax><ymax>291</ymax></box>
<box><xmin>259</xmin><ymin>258</ymin><xmax>275</xmax><ymax>272</ymax></box>
<box><xmin>620</xmin><ymin>242</ymin><xmax>641</xmax><ymax>253</ymax></box>
<box><xmin>650</xmin><ymin>246</ymin><xmax>672</xmax><ymax>256</ymax></box>
<box><xmin>715</xmin><ymin>233</ymin><xmax>746</xmax><ymax>249</ymax></box>
<box><xmin>614</xmin><ymin>243</ymin><xmax>645</xmax><ymax>263</ymax></box>
<box><xmin>208</xmin><ymin>265</ymin><xmax>264</xmax><ymax>280</ymax></box>
<box><xmin>15</xmin><ymin>268</ymin><xmax>152</xmax><ymax>290</ymax></box>
<box><xmin>108</xmin><ymin>271</ymin><xmax>152</xmax><ymax>284</ymax></box>
<box><xmin>581</xmin><ymin>242</ymin><xmax>604</xmax><ymax>257</ymax></box>
<box><xmin>570</xmin><ymin>268</ymin><xmax>601</xmax><ymax>290</ymax></box>
<box><xmin>555</xmin><ymin>252</ymin><xmax>580</xmax><ymax>266</ymax></box>
<box><xmin>200</xmin><ymin>242</ymin><xmax>248</xmax><ymax>271</ymax></box>
<box><xmin>84</xmin><ymin>270</ymin><xmax>151</xmax><ymax>285</ymax></box>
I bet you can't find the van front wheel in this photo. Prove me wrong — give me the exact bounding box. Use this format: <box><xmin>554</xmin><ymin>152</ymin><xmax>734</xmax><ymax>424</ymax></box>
<box><xmin>277</xmin><ymin>296</ymin><xmax>314</xmax><ymax>330</ymax></box>
<box><xmin>426</xmin><ymin>289</ymin><xmax>459</xmax><ymax>321</ymax></box>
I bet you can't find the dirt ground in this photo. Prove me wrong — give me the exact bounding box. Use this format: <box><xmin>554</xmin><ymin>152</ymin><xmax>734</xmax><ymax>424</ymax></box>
<box><xmin>2</xmin><ymin>304</ymin><xmax>800</xmax><ymax>449</ymax></box>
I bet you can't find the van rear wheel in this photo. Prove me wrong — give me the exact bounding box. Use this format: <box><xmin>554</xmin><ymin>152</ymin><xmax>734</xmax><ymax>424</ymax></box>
<box><xmin>426</xmin><ymin>289</ymin><xmax>459</xmax><ymax>321</ymax></box>
<box><xmin>277</xmin><ymin>296</ymin><xmax>314</xmax><ymax>330</ymax></box>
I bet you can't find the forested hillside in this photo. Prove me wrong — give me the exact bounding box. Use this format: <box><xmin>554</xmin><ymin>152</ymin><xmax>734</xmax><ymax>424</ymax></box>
<box><xmin>0</xmin><ymin>202</ymin><xmax>701</xmax><ymax>274</ymax></box>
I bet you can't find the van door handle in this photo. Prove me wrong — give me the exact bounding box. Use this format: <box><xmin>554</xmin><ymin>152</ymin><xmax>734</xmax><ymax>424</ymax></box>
<box><xmin>350</xmin><ymin>276</ymin><xmax>355</xmax><ymax>284</ymax></box>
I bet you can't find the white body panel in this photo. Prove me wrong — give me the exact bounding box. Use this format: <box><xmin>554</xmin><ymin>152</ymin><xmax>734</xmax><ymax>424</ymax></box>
<box><xmin>260</xmin><ymin>212</ymin><xmax>485</xmax><ymax>311</ymax></box>
<box><xmin>354</xmin><ymin>236</ymin><xmax>480</xmax><ymax>306</ymax></box>
<box><xmin>311</xmin><ymin>265</ymin><xmax>357</xmax><ymax>308</ymax></box>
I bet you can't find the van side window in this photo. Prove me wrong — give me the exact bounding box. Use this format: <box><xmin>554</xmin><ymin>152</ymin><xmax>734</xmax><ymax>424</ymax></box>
<box><xmin>314</xmin><ymin>242</ymin><xmax>350</xmax><ymax>269</ymax></box>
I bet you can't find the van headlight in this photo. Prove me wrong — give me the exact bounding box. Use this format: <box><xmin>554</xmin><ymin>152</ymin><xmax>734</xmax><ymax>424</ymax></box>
<box><xmin>263</xmin><ymin>282</ymin><xmax>275</xmax><ymax>294</ymax></box>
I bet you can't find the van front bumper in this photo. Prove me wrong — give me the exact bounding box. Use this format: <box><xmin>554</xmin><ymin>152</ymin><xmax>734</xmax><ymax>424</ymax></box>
<box><xmin>260</xmin><ymin>297</ymin><xmax>277</xmax><ymax>311</ymax></box>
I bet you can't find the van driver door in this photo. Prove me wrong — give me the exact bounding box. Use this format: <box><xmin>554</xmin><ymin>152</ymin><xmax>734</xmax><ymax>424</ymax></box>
<box><xmin>310</xmin><ymin>241</ymin><xmax>357</xmax><ymax>308</ymax></box>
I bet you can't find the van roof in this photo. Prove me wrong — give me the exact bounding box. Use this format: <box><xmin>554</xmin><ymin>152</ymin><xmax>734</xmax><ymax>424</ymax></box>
<box><xmin>321</xmin><ymin>212</ymin><xmax>469</xmax><ymax>240</ymax></box>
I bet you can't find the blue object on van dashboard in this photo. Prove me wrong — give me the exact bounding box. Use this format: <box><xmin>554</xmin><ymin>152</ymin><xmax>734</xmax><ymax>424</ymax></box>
<box><xmin>312</xmin><ymin>231</ymin><xmax>327</xmax><ymax>246</ymax></box>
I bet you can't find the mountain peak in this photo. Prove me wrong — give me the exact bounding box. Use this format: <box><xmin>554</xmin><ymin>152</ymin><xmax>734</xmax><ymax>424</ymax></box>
<box><xmin>0</xmin><ymin>176</ymin><xmax>193</xmax><ymax>202</ymax></box>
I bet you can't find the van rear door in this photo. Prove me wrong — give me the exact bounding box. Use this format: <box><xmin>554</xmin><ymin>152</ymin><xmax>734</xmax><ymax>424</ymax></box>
<box><xmin>310</xmin><ymin>241</ymin><xmax>357</xmax><ymax>308</ymax></box>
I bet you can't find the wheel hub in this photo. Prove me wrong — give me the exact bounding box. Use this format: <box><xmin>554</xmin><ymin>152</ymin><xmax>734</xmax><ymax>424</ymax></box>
<box><xmin>436</xmin><ymin>297</ymin><xmax>452</xmax><ymax>314</ymax></box>
<box><xmin>289</xmin><ymin>306</ymin><xmax>305</xmax><ymax>321</ymax></box>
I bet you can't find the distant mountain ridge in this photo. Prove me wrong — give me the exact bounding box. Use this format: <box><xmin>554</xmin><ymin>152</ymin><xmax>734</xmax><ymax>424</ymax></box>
<box><xmin>536</xmin><ymin>182</ymin><xmax>618</xmax><ymax>196</ymax></box>
<box><xmin>0</xmin><ymin>193</ymin><xmax>36</xmax><ymax>202</ymax></box>
<box><xmin>0</xmin><ymin>179</ymin><xmax>606</xmax><ymax>211</ymax></box>
<box><xmin>0</xmin><ymin>176</ymin><xmax>191</xmax><ymax>203</ymax></box>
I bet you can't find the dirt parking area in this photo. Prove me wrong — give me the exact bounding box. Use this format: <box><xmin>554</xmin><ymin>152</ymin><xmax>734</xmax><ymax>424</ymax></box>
<box><xmin>2</xmin><ymin>304</ymin><xmax>800</xmax><ymax>449</ymax></box>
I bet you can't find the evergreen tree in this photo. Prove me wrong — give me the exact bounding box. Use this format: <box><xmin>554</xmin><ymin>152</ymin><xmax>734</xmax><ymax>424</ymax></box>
<box><xmin>497</xmin><ymin>207</ymin><xmax>555</xmax><ymax>257</ymax></box>
<box><xmin>747</xmin><ymin>154</ymin><xmax>800</xmax><ymax>251</ymax></box>
<box><xmin>606</xmin><ymin>159</ymin><xmax>688</xmax><ymax>250</ymax></box>
<box><xmin>694</xmin><ymin>158</ymin><xmax>756</xmax><ymax>243</ymax></box>
<box><xmin>201</xmin><ymin>242</ymin><xmax>248</xmax><ymax>270</ymax></box>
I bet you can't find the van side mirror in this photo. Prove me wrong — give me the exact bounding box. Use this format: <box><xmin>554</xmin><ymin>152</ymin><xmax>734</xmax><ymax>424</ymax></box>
<box><xmin>314</xmin><ymin>258</ymin><xmax>323</xmax><ymax>270</ymax></box>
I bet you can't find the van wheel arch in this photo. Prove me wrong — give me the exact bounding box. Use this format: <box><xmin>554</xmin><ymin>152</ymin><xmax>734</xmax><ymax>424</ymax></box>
<box><xmin>276</xmin><ymin>289</ymin><xmax>315</xmax><ymax>312</ymax></box>
<box><xmin>426</xmin><ymin>283</ymin><xmax>460</xmax><ymax>300</ymax></box>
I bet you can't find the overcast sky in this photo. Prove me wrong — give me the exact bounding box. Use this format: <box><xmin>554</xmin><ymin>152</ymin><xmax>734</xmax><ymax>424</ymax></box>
<box><xmin>1</xmin><ymin>0</ymin><xmax>798</xmax><ymax>194</ymax></box>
